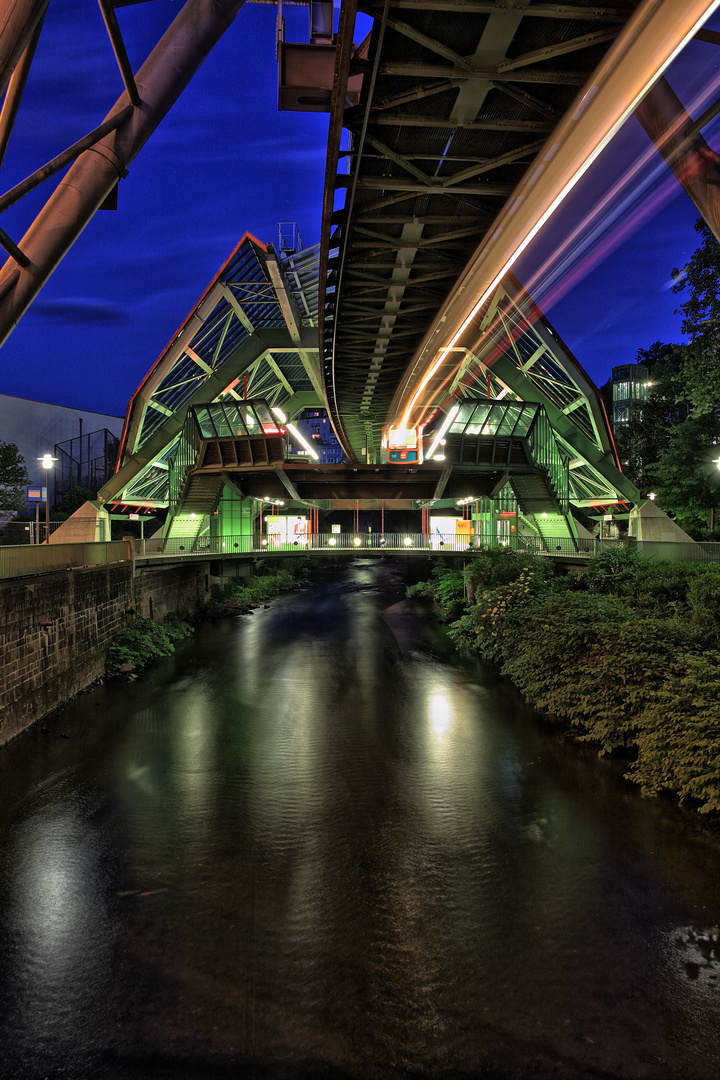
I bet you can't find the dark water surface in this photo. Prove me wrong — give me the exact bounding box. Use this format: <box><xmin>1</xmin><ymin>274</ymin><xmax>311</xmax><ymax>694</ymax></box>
<box><xmin>2</xmin><ymin>561</ymin><xmax>720</xmax><ymax>1080</ymax></box>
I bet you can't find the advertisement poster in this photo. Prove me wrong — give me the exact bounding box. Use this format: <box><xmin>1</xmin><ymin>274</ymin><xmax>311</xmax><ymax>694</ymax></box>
<box><xmin>431</xmin><ymin>516</ymin><xmax>474</xmax><ymax>549</ymax></box>
<box><xmin>266</xmin><ymin>516</ymin><xmax>309</xmax><ymax>547</ymax></box>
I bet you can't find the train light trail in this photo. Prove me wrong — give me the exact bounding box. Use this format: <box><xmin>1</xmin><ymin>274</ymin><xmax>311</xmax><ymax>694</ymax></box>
<box><xmin>394</xmin><ymin>0</ymin><xmax>720</xmax><ymax>431</ymax></box>
<box><xmin>272</xmin><ymin>406</ymin><xmax>320</xmax><ymax>461</ymax></box>
<box><xmin>426</xmin><ymin>405</ymin><xmax>460</xmax><ymax>460</ymax></box>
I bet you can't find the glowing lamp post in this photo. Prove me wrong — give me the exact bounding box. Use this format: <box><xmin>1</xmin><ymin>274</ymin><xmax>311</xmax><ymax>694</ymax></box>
<box><xmin>38</xmin><ymin>454</ymin><xmax>57</xmax><ymax>542</ymax></box>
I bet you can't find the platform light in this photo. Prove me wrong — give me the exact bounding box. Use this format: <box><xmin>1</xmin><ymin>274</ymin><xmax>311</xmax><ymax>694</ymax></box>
<box><xmin>272</xmin><ymin>406</ymin><xmax>319</xmax><ymax>461</ymax></box>
<box><xmin>426</xmin><ymin>405</ymin><xmax>460</xmax><ymax>460</ymax></box>
<box><xmin>404</xmin><ymin>537</ymin><xmax>413</xmax><ymax>547</ymax></box>
<box><xmin>328</xmin><ymin>537</ymin><xmax>337</xmax><ymax>546</ymax></box>
<box><xmin>353</xmin><ymin>537</ymin><xmax>361</xmax><ymax>546</ymax></box>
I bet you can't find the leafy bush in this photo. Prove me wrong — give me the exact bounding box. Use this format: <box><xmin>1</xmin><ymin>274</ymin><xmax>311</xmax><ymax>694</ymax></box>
<box><xmin>448</xmin><ymin>564</ymin><xmax>550</xmax><ymax>661</ymax></box>
<box><xmin>687</xmin><ymin>565</ymin><xmax>720</xmax><ymax>645</ymax></box>
<box><xmin>209</xmin><ymin>565</ymin><xmax>306</xmax><ymax>608</ymax></box>
<box><xmin>465</xmin><ymin>545</ymin><xmax>553</xmax><ymax>595</ymax></box>
<box><xmin>631</xmin><ymin>654</ymin><xmax>720</xmax><ymax>812</ymax></box>
<box><xmin>106</xmin><ymin>616</ymin><xmax>193</xmax><ymax>674</ymax></box>
<box><xmin>413</xmin><ymin>545</ymin><xmax>720</xmax><ymax>814</ymax></box>
<box><xmin>579</xmin><ymin>543</ymin><xmax>650</xmax><ymax>595</ymax></box>
<box><xmin>407</xmin><ymin>562</ymin><xmax>466</xmax><ymax>620</ymax></box>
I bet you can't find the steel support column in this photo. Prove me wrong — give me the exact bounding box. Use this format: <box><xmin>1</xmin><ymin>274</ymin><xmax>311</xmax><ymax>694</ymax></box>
<box><xmin>635</xmin><ymin>76</ymin><xmax>720</xmax><ymax>243</ymax></box>
<box><xmin>0</xmin><ymin>0</ymin><xmax>245</xmax><ymax>347</ymax></box>
<box><xmin>0</xmin><ymin>0</ymin><xmax>48</xmax><ymax>98</ymax></box>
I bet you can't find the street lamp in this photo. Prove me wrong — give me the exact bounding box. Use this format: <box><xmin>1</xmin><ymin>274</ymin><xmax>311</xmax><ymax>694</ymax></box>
<box><xmin>38</xmin><ymin>454</ymin><xmax>57</xmax><ymax>542</ymax></box>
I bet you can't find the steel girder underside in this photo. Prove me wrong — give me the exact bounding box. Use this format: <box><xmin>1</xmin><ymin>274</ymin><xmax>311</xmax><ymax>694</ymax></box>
<box><xmin>319</xmin><ymin>0</ymin><xmax>720</xmax><ymax>513</ymax></box>
<box><xmin>320</xmin><ymin>0</ymin><xmax>640</xmax><ymax>464</ymax></box>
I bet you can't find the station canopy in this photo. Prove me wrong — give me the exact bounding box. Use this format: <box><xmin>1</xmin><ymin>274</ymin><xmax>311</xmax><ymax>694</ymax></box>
<box><xmin>99</xmin><ymin>231</ymin><xmax>323</xmax><ymax>510</ymax></box>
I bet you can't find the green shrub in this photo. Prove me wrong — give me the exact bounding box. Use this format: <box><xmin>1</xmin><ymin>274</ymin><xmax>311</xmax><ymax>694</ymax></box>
<box><xmin>465</xmin><ymin>545</ymin><xmax>553</xmax><ymax>594</ymax></box>
<box><xmin>631</xmin><ymin>654</ymin><xmax>720</xmax><ymax>813</ymax></box>
<box><xmin>106</xmin><ymin>616</ymin><xmax>193</xmax><ymax>674</ymax></box>
<box><xmin>410</xmin><ymin>547</ymin><xmax>720</xmax><ymax>814</ymax></box>
<box><xmin>580</xmin><ymin>543</ymin><xmax>650</xmax><ymax>595</ymax></box>
<box><xmin>448</xmin><ymin>563</ymin><xmax>550</xmax><ymax>661</ymax></box>
<box><xmin>687</xmin><ymin>565</ymin><xmax>720</xmax><ymax>645</ymax></box>
<box><xmin>209</xmin><ymin>565</ymin><xmax>305</xmax><ymax>608</ymax></box>
<box><xmin>407</xmin><ymin>562</ymin><xmax>466</xmax><ymax>620</ymax></box>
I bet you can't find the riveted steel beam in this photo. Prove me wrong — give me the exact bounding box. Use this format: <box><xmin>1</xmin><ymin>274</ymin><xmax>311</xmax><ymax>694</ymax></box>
<box><xmin>362</xmin><ymin>1</ymin><xmax>626</xmax><ymax>20</ymax></box>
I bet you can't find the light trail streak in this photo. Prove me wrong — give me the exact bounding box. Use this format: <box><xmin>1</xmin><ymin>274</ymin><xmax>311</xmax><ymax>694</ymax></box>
<box><xmin>395</xmin><ymin>0</ymin><xmax>720</xmax><ymax>431</ymax></box>
<box><xmin>521</xmin><ymin>69</ymin><xmax>720</xmax><ymax>313</ymax></box>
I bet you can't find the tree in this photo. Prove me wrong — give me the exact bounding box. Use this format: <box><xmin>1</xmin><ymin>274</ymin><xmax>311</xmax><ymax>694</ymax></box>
<box><xmin>0</xmin><ymin>441</ymin><xmax>30</xmax><ymax>513</ymax></box>
<box><xmin>672</xmin><ymin>218</ymin><xmax>720</xmax><ymax>413</ymax></box>
<box><xmin>54</xmin><ymin>484</ymin><xmax>94</xmax><ymax>518</ymax></box>
<box><xmin>612</xmin><ymin>342</ymin><xmax>690</xmax><ymax>489</ymax></box>
<box><xmin>651</xmin><ymin>415</ymin><xmax>720</xmax><ymax>538</ymax></box>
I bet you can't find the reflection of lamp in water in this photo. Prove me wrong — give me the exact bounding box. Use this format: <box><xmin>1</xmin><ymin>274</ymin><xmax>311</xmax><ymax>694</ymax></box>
<box><xmin>429</xmin><ymin>693</ymin><xmax>451</xmax><ymax>738</ymax></box>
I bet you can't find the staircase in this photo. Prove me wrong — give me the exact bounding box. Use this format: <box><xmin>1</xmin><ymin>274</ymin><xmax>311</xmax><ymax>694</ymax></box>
<box><xmin>163</xmin><ymin>473</ymin><xmax>224</xmax><ymax>550</ymax></box>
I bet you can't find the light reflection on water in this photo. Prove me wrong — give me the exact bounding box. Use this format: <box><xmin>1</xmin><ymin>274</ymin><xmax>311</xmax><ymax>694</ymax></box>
<box><xmin>0</xmin><ymin>561</ymin><xmax>720</xmax><ymax>1079</ymax></box>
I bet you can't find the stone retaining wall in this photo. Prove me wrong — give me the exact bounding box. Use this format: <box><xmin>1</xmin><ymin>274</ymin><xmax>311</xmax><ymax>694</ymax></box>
<box><xmin>0</xmin><ymin>560</ymin><xmax>213</xmax><ymax>746</ymax></box>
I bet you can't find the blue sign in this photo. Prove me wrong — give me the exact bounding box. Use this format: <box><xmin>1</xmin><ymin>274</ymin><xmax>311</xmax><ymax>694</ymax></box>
<box><xmin>27</xmin><ymin>486</ymin><xmax>47</xmax><ymax>501</ymax></box>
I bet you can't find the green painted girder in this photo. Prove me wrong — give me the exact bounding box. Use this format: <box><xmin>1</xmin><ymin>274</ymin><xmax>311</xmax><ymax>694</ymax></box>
<box><xmin>99</xmin><ymin>326</ymin><xmax>318</xmax><ymax>506</ymax></box>
<box><xmin>489</xmin><ymin>351</ymin><xmax>637</xmax><ymax>504</ymax></box>
<box><xmin>458</xmin><ymin>278</ymin><xmax>639</xmax><ymax>507</ymax></box>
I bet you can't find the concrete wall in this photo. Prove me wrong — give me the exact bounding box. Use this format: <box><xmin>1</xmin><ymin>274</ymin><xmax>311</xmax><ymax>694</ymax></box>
<box><xmin>134</xmin><ymin>561</ymin><xmax>213</xmax><ymax>622</ymax></box>
<box><xmin>0</xmin><ymin>560</ymin><xmax>214</xmax><ymax>746</ymax></box>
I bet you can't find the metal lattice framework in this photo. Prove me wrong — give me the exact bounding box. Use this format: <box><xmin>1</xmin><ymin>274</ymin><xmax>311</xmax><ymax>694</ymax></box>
<box><xmin>100</xmin><ymin>233</ymin><xmax>323</xmax><ymax>509</ymax></box>
<box><xmin>439</xmin><ymin>274</ymin><xmax>637</xmax><ymax>508</ymax></box>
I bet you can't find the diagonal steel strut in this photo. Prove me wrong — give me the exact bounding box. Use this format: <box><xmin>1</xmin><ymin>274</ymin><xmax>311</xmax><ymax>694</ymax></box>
<box><xmin>0</xmin><ymin>0</ymin><xmax>246</xmax><ymax>349</ymax></box>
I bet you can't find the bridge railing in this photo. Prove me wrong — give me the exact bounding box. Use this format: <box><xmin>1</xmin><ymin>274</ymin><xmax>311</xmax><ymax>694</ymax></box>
<box><xmin>154</xmin><ymin>533</ymin><xmax>720</xmax><ymax>563</ymax></box>
<box><xmin>0</xmin><ymin>540</ymin><xmax>133</xmax><ymax>580</ymax></box>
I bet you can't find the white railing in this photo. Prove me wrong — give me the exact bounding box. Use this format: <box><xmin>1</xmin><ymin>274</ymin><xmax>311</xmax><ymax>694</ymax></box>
<box><xmin>3</xmin><ymin>534</ymin><xmax>718</xmax><ymax>579</ymax></box>
<box><xmin>151</xmin><ymin>534</ymin><xmax>720</xmax><ymax>563</ymax></box>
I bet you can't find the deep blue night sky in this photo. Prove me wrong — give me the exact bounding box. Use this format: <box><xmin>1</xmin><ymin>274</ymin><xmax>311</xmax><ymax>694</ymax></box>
<box><xmin>0</xmin><ymin>0</ymin><xmax>716</xmax><ymax>417</ymax></box>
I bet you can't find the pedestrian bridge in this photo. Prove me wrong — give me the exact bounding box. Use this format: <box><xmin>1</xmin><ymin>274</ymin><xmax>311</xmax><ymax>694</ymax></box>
<box><xmin>3</xmin><ymin>534</ymin><xmax>720</xmax><ymax>584</ymax></box>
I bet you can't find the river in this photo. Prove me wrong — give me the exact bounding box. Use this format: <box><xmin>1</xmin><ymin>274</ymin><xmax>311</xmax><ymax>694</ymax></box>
<box><xmin>1</xmin><ymin>560</ymin><xmax>719</xmax><ymax>1080</ymax></box>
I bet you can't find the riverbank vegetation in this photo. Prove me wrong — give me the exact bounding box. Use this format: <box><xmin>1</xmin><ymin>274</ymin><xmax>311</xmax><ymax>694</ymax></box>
<box><xmin>410</xmin><ymin>547</ymin><xmax>720</xmax><ymax>814</ymax></box>
<box><xmin>207</xmin><ymin>558</ymin><xmax>309</xmax><ymax>613</ymax></box>
<box><xmin>106</xmin><ymin>562</ymin><xmax>307</xmax><ymax>675</ymax></box>
<box><xmin>106</xmin><ymin>614</ymin><xmax>194</xmax><ymax>675</ymax></box>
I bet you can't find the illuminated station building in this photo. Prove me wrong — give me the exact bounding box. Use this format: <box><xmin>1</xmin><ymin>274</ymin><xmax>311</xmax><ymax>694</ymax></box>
<box><xmin>75</xmin><ymin>226</ymin><xmax>677</xmax><ymax>554</ymax></box>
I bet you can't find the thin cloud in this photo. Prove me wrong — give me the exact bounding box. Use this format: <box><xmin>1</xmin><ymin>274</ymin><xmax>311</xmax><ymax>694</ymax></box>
<box><xmin>32</xmin><ymin>297</ymin><xmax>127</xmax><ymax>324</ymax></box>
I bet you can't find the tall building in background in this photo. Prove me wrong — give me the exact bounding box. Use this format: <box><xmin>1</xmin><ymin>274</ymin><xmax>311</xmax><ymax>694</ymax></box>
<box><xmin>292</xmin><ymin>408</ymin><xmax>344</xmax><ymax>464</ymax></box>
<box><xmin>611</xmin><ymin>364</ymin><xmax>650</xmax><ymax>426</ymax></box>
